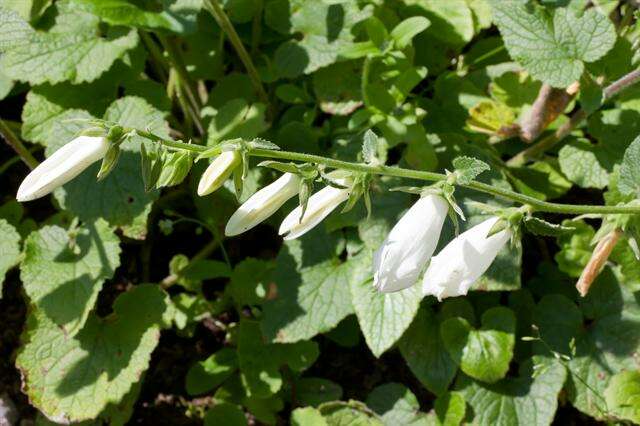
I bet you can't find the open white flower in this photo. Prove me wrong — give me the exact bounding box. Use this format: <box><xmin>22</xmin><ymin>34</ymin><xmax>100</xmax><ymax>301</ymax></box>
<box><xmin>225</xmin><ymin>173</ymin><xmax>301</xmax><ymax>236</ymax></box>
<box><xmin>373</xmin><ymin>194</ymin><xmax>449</xmax><ymax>293</ymax></box>
<box><xmin>17</xmin><ymin>135</ymin><xmax>110</xmax><ymax>202</ymax></box>
<box><xmin>197</xmin><ymin>150</ymin><xmax>241</xmax><ymax>196</ymax></box>
<box><xmin>422</xmin><ymin>217</ymin><xmax>511</xmax><ymax>300</ymax></box>
<box><xmin>279</xmin><ymin>178</ymin><xmax>350</xmax><ymax>240</ymax></box>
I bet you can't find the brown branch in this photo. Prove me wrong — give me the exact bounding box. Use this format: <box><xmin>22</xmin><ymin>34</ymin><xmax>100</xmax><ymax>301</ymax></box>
<box><xmin>519</xmin><ymin>82</ymin><xmax>579</xmax><ymax>143</ymax></box>
<box><xmin>507</xmin><ymin>68</ymin><xmax>640</xmax><ymax>166</ymax></box>
<box><xmin>576</xmin><ymin>228</ymin><xmax>622</xmax><ymax>297</ymax></box>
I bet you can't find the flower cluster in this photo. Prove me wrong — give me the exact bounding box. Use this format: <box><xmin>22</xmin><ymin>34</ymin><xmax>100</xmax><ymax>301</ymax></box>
<box><xmin>17</xmin><ymin>133</ymin><xmax>511</xmax><ymax>301</ymax></box>
<box><xmin>374</xmin><ymin>195</ymin><xmax>511</xmax><ymax>300</ymax></box>
<box><xmin>16</xmin><ymin>136</ymin><xmax>352</xmax><ymax>241</ymax></box>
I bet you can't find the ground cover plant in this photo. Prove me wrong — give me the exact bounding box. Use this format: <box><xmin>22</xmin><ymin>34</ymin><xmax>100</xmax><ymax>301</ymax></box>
<box><xmin>1</xmin><ymin>0</ymin><xmax>640</xmax><ymax>424</ymax></box>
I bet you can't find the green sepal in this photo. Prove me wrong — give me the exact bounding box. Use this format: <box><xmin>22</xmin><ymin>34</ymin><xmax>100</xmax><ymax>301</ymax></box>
<box><xmin>249</xmin><ymin>137</ymin><xmax>280</xmax><ymax>151</ymax></box>
<box><xmin>298</xmin><ymin>179</ymin><xmax>313</xmax><ymax>223</ymax></box>
<box><xmin>388</xmin><ymin>186</ymin><xmax>424</xmax><ymax>195</ymax></box>
<box><xmin>96</xmin><ymin>144</ymin><xmax>121</xmax><ymax>181</ymax></box>
<box><xmin>486</xmin><ymin>219</ymin><xmax>509</xmax><ymax>238</ymax></box>
<box><xmin>156</xmin><ymin>151</ymin><xmax>193</xmax><ymax>188</ymax></box>
<box><xmin>258</xmin><ymin>161</ymin><xmax>318</xmax><ymax>180</ymax></box>
<box><xmin>233</xmin><ymin>167</ymin><xmax>244</xmax><ymax>202</ymax></box>
<box><xmin>140</xmin><ymin>144</ymin><xmax>164</xmax><ymax>192</ymax></box>
<box><xmin>523</xmin><ymin>216</ymin><xmax>576</xmax><ymax>237</ymax></box>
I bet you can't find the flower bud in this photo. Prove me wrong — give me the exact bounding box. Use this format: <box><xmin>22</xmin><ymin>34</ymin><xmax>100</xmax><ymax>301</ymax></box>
<box><xmin>197</xmin><ymin>150</ymin><xmax>241</xmax><ymax>196</ymax></box>
<box><xmin>422</xmin><ymin>217</ymin><xmax>511</xmax><ymax>300</ymax></box>
<box><xmin>374</xmin><ymin>194</ymin><xmax>449</xmax><ymax>293</ymax></box>
<box><xmin>225</xmin><ymin>173</ymin><xmax>301</xmax><ymax>236</ymax></box>
<box><xmin>279</xmin><ymin>178</ymin><xmax>351</xmax><ymax>240</ymax></box>
<box><xmin>16</xmin><ymin>135</ymin><xmax>110</xmax><ymax>202</ymax></box>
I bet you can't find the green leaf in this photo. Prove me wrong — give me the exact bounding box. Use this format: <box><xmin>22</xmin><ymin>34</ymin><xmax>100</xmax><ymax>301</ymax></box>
<box><xmin>367</xmin><ymin>383</ymin><xmax>429</xmax><ymax>426</ymax></box>
<box><xmin>390</xmin><ymin>17</ymin><xmax>430</xmax><ymax>49</ymax></box>
<box><xmin>70</xmin><ymin>0</ymin><xmax>200</xmax><ymax>34</ymax></box>
<box><xmin>452</xmin><ymin>156</ymin><xmax>489</xmax><ymax>185</ymax></box>
<box><xmin>542</xmin><ymin>268</ymin><xmax>640</xmax><ymax>419</ymax></box>
<box><xmin>238</xmin><ymin>319</ymin><xmax>319</xmax><ymax>397</ymax></box>
<box><xmin>554</xmin><ymin>220</ymin><xmax>594</xmax><ymax>277</ymax></box>
<box><xmin>404</xmin><ymin>0</ymin><xmax>474</xmax><ymax>46</ymax></box>
<box><xmin>579</xmin><ymin>75</ymin><xmax>604</xmax><ymax>115</ymax></box>
<box><xmin>312</xmin><ymin>61</ymin><xmax>363</xmax><ymax>116</ymax></box>
<box><xmin>291</xmin><ymin>407</ymin><xmax>327</xmax><ymax>426</ymax></box>
<box><xmin>0</xmin><ymin>2</ymin><xmax>139</xmax><ymax>85</ymax></box>
<box><xmin>54</xmin><ymin>97</ymin><xmax>167</xmax><ymax>239</ymax></box>
<box><xmin>273</xmin><ymin>1</ymin><xmax>372</xmax><ymax>78</ymax></box>
<box><xmin>318</xmin><ymin>401</ymin><xmax>384</xmax><ymax>426</ymax></box>
<box><xmin>350</xmin><ymin>273</ymin><xmax>421</xmax><ymax>358</ymax></box>
<box><xmin>429</xmin><ymin>391</ymin><xmax>466</xmax><ymax>426</ymax></box>
<box><xmin>204</xmin><ymin>403</ymin><xmax>247</xmax><ymax>426</ymax></box>
<box><xmin>490</xmin><ymin>1</ymin><xmax>616</xmax><ymax>87</ymax></box>
<box><xmin>399</xmin><ymin>307</ymin><xmax>458</xmax><ymax>395</ymax></box>
<box><xmin>206</xmin><ymin>99</ymin><xmax>268</xmax><ymax>145</ymax></box>
<box><xmin>0</xmin><ymin>219</ymin><xmax>20</xmax><ymax>297</ymax></box>
<box><xmin>362</xmin><ymin>130</ymin><xmax>379</xmax><ymax>164</ymax></box>
<box><xmin>20</xmin><ymin>220</ymin><xmax>121</xmax><ymax>336</ymax></box>
<box><xmin>523</xmin><ymin>217</ymin><xmax>576</xmax><ymax>237</ymax></box>
<box><xmin>227</xmin><ymin>258</ymin><xmax>275</xmax><ymax>307</ymax></box>
<box><xmin>16</xmin><ymin>284</ymin><xmax>171</xmax><ymax>423</ymax></box>
<box><xmin>618</xmin><ymin>134</ymin><xmax>640</xmax><ymax>197</ymax></box>
<box><xmin>604</xmin><ymin>370</ymin><xmax>640</xmax><ymax>423</ymax></box>
<box><xmin>441</xmin><ymin>307</ymin><xmax>516</xmax><ymax>383</ymax></box>
<box><xmin>21</xmin><ymin>81</ymin><xmax>115</xmax><ymax>150</ymax></box>
<box><xmin>185</xmin><ymin>348</ymin><xmax>238</xmax><ymax>396</ymax></box>
<box><xmin>457</xmin><ymin>357</ymin><xmax>567</xmax><ymax>426</ymax></box>
<box><xmin>558</xmin><ymin>140</ymin><xmax>610</xmax><ymax>189</ymax></box>
<box><xmin>261</xmin><ymin>230</ymin><xmax>370</xmax><ymax>343</ymax></box>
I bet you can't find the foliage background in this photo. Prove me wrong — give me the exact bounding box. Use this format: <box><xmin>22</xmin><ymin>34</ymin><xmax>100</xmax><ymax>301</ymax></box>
<box><xmin>1</xmin><ymin>0</ymin><xmax>640</xmax><ymax>424</ymax></box>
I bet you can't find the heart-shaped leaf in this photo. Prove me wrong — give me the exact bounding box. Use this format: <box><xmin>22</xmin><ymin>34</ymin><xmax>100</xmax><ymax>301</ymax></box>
<box><xmin>440</xmin><ymin>306</ymin><xmax>516</xmax><ymax>383</ymax></box>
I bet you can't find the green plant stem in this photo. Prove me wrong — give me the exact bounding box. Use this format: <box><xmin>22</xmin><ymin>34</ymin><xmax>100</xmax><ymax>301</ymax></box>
<box><xmin>0</xmin><ymin>119</ymin><xmax>38</xmax><ymax>169</ymax></box>
<box><xmin>140</xmin><ymin>31</ymin><xmax>168</xmax><ymax>83</ymax></box>
<box><xmin>203</xmin><ymin>0</ymin><xmax>269</xmax><ymax>106</ymax></box>
<box><xmin>361</xmin><ymin>56</ymin><xmax>372</xmax><ymax>107</ymax></box>
<box><xmin>132</xmin><ymin>129</ymin><xmax>640</xmax><ymax>215</ymax></box>
<box><xmin>157</xmin><ymin>35</ymin><xmax>205</xmax><ymax>135</ymax></box>
<box><xmin>507</xmin><ymin>68</ymin><xmax>640</xmax><ymax>166</ymax></box>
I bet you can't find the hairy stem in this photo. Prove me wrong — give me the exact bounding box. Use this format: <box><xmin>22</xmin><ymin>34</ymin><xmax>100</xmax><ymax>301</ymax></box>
<box><xmin>132</xmin><ymin>129</ymin><xmax>640</xmax><ymax>215</ymax></box>
<box><xmin>0</xmin><ymin>119</ymin><xmax>38</xmax><ymax>169</ymax></box>
<box><xmin>507</xmin><ymin>68</ymin><xmax>640</xmax><ymax>166</ymax></box>
<box><xmin>203</xmin><ymin>0</ymin><xmax>269</xmax><ymax>106</ymax></box>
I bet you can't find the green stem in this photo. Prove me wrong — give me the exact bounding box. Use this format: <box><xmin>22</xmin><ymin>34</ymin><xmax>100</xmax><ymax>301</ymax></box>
<box><xmin>140</xmin><ymin>31</ymin><xmax>168</xmax><ymax>83</ymax></box>
<box><xmin>131</xmin><ymin>129</ymin><xmax>640</xmax><ymax>215</ymax></box>
<box><xmin>361</xmin><ymin>56</ymin><xmax>372</xmax><ymax>107</ymax></box>
<box><xmin>0</xmin><ymin>119</ymin><xmax>38</xmax><ymax>169</ymax></box>
<box><xmin>203</xmin><ymin>0</ymin><xmax>269</xmax><ymax>106</ymax></box>
<box><xmin>158</xmin><ymin>36</ymin><xmax>205</xmax><ymax>135</ymax></box>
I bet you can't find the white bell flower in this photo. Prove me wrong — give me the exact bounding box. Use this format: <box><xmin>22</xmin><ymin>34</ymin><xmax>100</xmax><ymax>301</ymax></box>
<box><xmin>279</xmin><ymin>178</ymin><xmax>350</xmax><ymax>240</ymax></box>
<box><xmin>422</xmin><ymin>217</ymin><xmax>511</xmax><ymax>300</ymax></box>
<box><xmin>373</xmin><ymin>194</ymin><xmax>449</xmax><ymax>293</ymax></box>
<box><xmin>17</xmin><ymin>135</ymin><xmax>110</xmax><ymax>202</ymax></box>
<box><xmin>225</xmin><ymin>172</ymin><xmax>301</xmax><ymax>236</ymax></box>
<box><xmin>197</xmin><ymin>150</ymin><xmax>241</xmax><ymax>196</ymax></box>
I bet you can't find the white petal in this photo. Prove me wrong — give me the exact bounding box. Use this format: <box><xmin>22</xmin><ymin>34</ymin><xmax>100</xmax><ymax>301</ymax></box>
<box><xmin>279</xmin><ymin>179</ymin><xmax>350</xmax><ymax>240</ymax></box>
<box><xmin>17</xmin><ymin>136</ymin><xmax>109</xmax><ymax>202</ymax></box>
<box><xmin>225</xmin><ymin>173</ymin><xmax>300</xmax><ymax>236</ymax></box>
<box><xmin>422</xmin><ymin>217</ymin><xmax>511</xmax><ymax>300</ymax></box>
<box><xmin>197</xmin><ymin>151</ymin><xmax>241</xmax><ymax>196</ymax></box>
<box><xmin>373</xmin><ymin>194</ymin><xmax>449</xmax><ymax>293</ymax></box>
